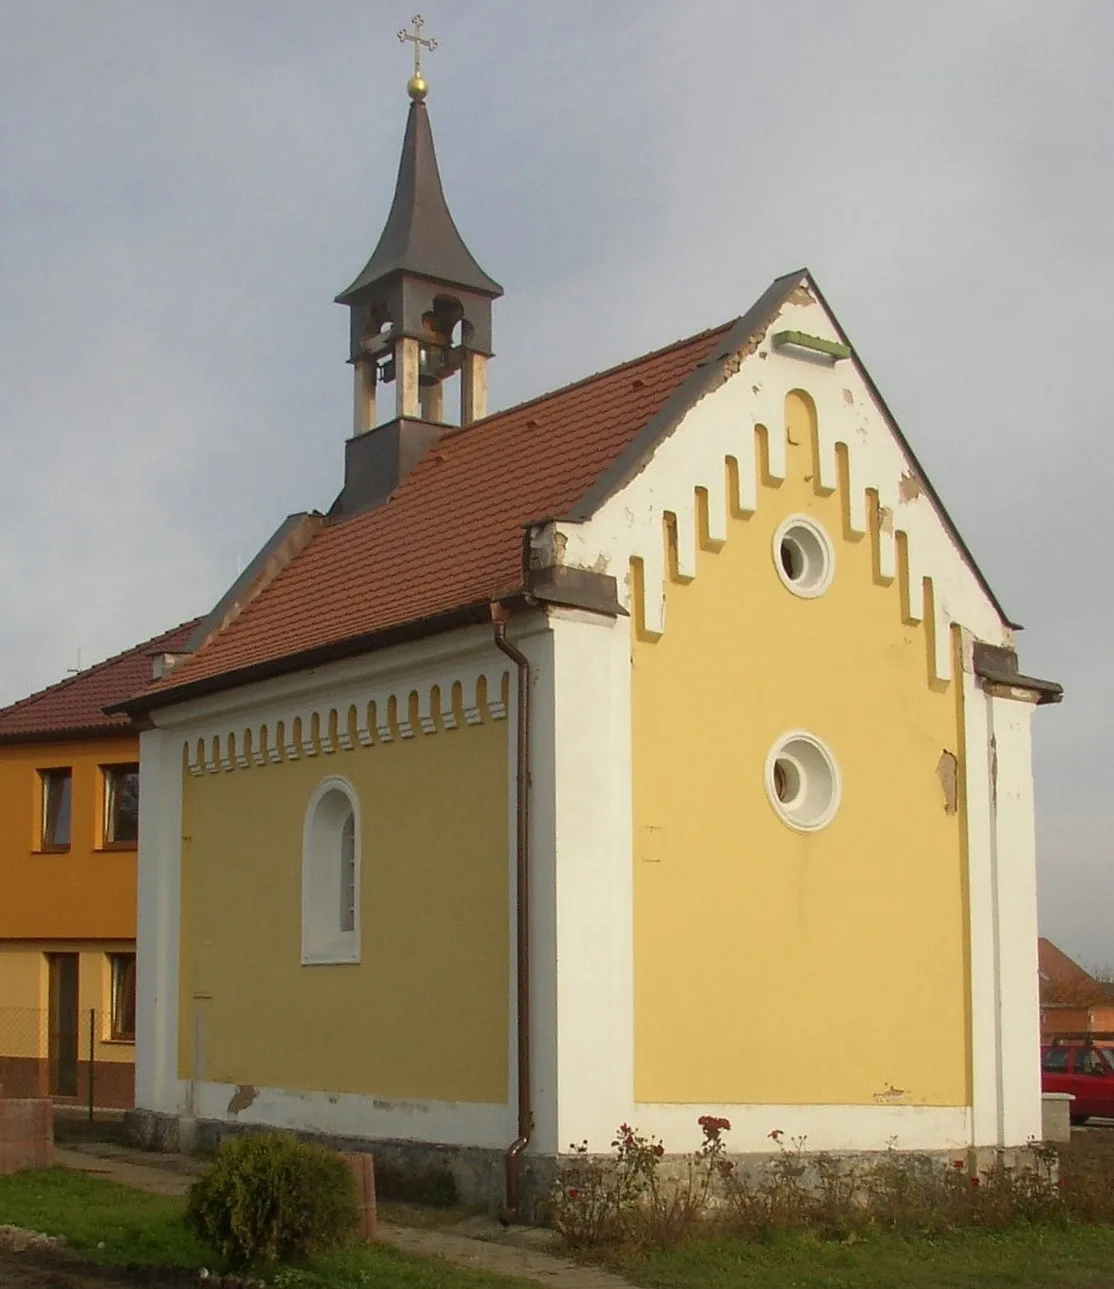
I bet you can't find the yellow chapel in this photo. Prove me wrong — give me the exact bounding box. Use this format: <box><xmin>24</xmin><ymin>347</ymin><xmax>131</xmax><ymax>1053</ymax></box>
<box><xmin>118</xmin><ymin>62</ymin><xmax>1061</xmax><ymax>1213</ymax></box>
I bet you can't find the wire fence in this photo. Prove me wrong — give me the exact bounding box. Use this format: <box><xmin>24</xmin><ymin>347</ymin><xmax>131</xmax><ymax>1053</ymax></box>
<box><xmin>0</xmin><ymin>1007</ymin><xmax>135</xmax><ymax>1114</ymax></box>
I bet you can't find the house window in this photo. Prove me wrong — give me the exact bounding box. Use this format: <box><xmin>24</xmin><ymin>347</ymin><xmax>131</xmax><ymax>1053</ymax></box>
<box><xmin>302</xmin><ymin>778</ymin><xmax>361</xmax><ymax>965</ymax></box>
<box><xmin>40</xmin><ymin>768</ymin><xmax>72</xmax><ymax>850</ymax></box>
<box><xmin>109</xmin><ymin>953</ymin><xmax>136</xmax><ymax>1041</ymax></box>
<box><xmin>103</xmin><ymin>764</ymin><xmax>140</xmax><ymax>845</ymax></box>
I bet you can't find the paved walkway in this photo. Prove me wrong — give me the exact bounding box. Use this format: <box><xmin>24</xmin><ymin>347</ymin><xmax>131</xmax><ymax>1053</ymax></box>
<box><xmin>54</xmin><ymin>1142</ymin><xmax>632</xmax><ymax>1289</ymax></box>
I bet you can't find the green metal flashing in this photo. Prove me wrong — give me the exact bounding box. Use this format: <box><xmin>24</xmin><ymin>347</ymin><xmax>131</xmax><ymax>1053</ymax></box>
<box><xmin>772</xmin><ymin>330</ymin><xmax>851</xmax><ymax>361</ymax></box>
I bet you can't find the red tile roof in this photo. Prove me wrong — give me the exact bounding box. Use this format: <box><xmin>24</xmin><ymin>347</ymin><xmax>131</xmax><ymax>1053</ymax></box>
<box><xmin>0</xmin><ymin>619</ymin><xmax>200</xmax><ymax>741</ymax></box>
<box><xmin>1039</xmin><ymin>938</ymin><xmax>1094</xmax><ymax>990</ymax></box>
<box><xmin>1038</xmin><ymin>938</ymin><xmax>1114</xmax><ymax>1006</ymax></box>
<box><xmin>143</xmin><ymin>320</ymin><xmax>735</xmax><ymax>700</ymax></box>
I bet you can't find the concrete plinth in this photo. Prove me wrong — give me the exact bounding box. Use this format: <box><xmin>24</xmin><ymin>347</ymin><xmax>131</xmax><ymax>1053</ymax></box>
<box><xmin>0</xmin><ymin>1098</ymin><xmax>53</xmax><ymax>1173</ymax></box>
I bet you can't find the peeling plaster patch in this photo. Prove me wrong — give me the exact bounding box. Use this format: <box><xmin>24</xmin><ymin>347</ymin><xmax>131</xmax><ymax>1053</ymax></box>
<box><xmin>878</xmin><ymin>506</ymin><xmax>894</xmax><ymax>534</ymax></box>
<box><xmin>842</xmin><ymin>388</ymin><xmax>855</xmax><ymax>406</ymax></box>
<box><xmin>787</xmin><ymin>283</ymin><xmax>816</xmax><ymax>306</ymax></box>
<box><xmin>899</xmin><ymin>471</ymin><xmax>923</xmax><ymax>502</ymax></box>
<box><xmin>873</xmin><ymin>1085</ymin><xmax>911</xmax><ymax>1104</ymax></box>
<box><xmin>226</xmin><ymin>1085</ymin><xmax>258</xmax><ymax>1116</ymax></box>
<box><xmin>936</xmin><ymin>750</ymin><xmax>959</xmax><ymax>815</ymax></box>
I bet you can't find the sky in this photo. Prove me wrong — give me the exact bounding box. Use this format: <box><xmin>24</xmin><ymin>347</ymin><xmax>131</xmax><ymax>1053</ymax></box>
<box><xmin>1</xmin><ymin>2</ymin><xmax>1109</xmax><ymax>966</ymax></box>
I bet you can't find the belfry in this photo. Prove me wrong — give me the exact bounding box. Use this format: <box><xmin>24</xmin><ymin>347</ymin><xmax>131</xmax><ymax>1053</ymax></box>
<box><xmin>335</xmin><ymin>16</ymin><xmax>502</xmax><ymax>451</ymax></box>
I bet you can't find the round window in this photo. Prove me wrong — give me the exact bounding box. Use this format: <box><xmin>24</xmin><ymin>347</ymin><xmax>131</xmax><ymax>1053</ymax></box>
<box><xmin>772</xmin><ymin>516</ymin><xmax>835</xmax><ymax>598</ymax></box>
<box><xmin>765</xmin><ymin>732</ymin><xmax>841</xmax><ymax>831</ymax></box>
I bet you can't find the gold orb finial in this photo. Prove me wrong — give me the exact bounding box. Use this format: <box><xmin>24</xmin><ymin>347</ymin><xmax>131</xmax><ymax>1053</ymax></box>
<box><xmin>399</xmin><ymin>15</ymin><xmax>436</xmax><ymax>100</ymax></box>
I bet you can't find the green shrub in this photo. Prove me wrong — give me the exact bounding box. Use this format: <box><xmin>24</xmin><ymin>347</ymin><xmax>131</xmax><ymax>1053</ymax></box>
<box><xmin>185</xmin><ymin>1132</ymin><xmax>358</xmax><ymax>1268</ymax></box>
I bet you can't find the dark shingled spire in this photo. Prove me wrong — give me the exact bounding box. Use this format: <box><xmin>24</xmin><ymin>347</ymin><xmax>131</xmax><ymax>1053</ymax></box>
<box><xmin>336</xmin><ymin>99</ymin><xmax>502</xmax><ymax>304</ymax></box>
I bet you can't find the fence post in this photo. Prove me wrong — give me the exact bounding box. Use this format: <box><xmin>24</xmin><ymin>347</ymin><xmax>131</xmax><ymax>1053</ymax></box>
<box><xmin>88</xmin><ymin>1008</ymin><xmax>95</xmax><ymax>1123</ymax></box>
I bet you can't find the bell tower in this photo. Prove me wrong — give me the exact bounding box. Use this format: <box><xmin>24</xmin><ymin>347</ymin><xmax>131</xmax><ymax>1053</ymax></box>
<box><xmin>335</xmin><ymin>16</ymin><xmax>502</xmax><ymax>442</ymax></box>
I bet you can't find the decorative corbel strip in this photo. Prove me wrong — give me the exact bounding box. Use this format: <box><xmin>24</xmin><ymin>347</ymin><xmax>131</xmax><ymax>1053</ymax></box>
<box><xmin>483</xmin><ymin>671</ymin><xmax>508</xmax><ymax>721</ymax></box>
<box><xmin>395</xmin><ymin>694</ymin><xmax>414</xmax><ymax>739</ymax></box>
<box><xmin>439</xmin><ymin>685</ymin><xmax>458</xmax><ymax>730</ymax></box>
<box><xmin>336</xmin><ymin>709</ymin><xmax>354</xmax><ymax>752</ymax></box>
<box><xmin>374</xmin><ymin>699</ymin><xmax>393</xmax><ymax>744</ymax></box>
<box><xmin>417</xmin><ymin>689</ymin><xmax>437</xmax><ymax>735</ymax></box>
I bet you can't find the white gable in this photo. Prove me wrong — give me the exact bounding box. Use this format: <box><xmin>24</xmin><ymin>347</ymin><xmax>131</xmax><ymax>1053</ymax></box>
<box><xmin>546</xmin><ymin>277</ymin><xmax>1009</xmax><ymax>682</ymax></box>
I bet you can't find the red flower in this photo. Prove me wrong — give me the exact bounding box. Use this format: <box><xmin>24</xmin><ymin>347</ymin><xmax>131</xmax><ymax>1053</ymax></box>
<box><xmin>653</xmin><ymin>1143</ymin><xmax>665</xmax><ymax>1157</ymax></box>
<box><xmin>768</xmin><ymin>1129</ymin><xmax>784</xmax><ymax>1142</ymax></box>
<box><xmin>952</xmin><ymin>1160</ymin><xmax>965</xmax><ymax>1170</ymax></box>
<box><xmin>970</xmin><ymin>1176</ymin><xmax>980</xmax><ymax>1188</ymax></box>
<box><xmin>568</xmin><ymin>1187</ymin><xmax>579</xmax><ymax>1200</ymax></box>
<box><xmin>698</xmin><ymin>1115</ymin><xmax>732</xmax><ymax>1139</ymax></box>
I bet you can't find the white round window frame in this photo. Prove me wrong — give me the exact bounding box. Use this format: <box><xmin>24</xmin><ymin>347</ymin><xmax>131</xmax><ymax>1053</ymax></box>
<box><xmin>772</xmin><ymin>515</ymin><xmax>835</xmax><ymax>599</ymax></box>
<box><xmin>764</xmin><ymin>731</ymin><xmax>842</xmax><ymax>833</ymax></box>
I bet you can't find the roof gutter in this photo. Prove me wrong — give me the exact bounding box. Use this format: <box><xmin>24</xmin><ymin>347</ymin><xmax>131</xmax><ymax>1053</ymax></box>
<box><xmin>491</xmin><ymin>604</ymin><xmax>532</xmax><ymax>1222</ymax></box>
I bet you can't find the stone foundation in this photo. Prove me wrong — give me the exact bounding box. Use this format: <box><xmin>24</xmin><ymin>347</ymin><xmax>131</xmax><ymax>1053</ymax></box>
<box><xmin>124</xmin><ymin>1108</ymin><xmax>558</xmax><ymax>1216</ymax></box>
<box><xmin>123</xmin><ymin>1108</ymin><xmax>1053</xmax><ymax>1220</ymax></box>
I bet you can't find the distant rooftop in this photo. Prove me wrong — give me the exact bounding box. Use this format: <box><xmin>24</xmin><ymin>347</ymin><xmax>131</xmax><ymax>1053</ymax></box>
<box><xmin>0</xmin><ymin>619</ymin><xmax>200</xmax><ymax>742</ymax></box>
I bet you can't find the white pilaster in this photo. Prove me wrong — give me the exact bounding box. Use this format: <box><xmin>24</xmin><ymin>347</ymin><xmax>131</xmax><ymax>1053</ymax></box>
<box><xmin>549</xmin><ymin>610</ymin><xmax>634</xmax><ymax>1151</ymax></box>
<box><xmin>987</xmin><ymin>693</ymin><xmax>1042</xmax><ymax>1145</ymax></box>
<box><xmin>135</xmin><ymin>725</ymin><xmax>184</xmax><ymax>1115</ymax></box>
<box><xmin>963</xmin><ymin>656</ymin><xmax>1042</xmax><ymax>1148</ymax></box>
<box><xmin>963</xmin><ymin>668</ymin><xmax>1001</xmax><ymax>1145</ymax></box>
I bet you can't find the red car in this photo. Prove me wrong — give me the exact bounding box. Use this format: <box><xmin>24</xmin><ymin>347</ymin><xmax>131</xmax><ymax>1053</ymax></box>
<box><xmin>1040</xmin><ymin>1043</ymin><xmax>1114</xmax><ymax>1123</ymax></box>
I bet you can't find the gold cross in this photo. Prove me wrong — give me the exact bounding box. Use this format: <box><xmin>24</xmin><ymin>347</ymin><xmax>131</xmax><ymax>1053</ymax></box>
<box><xmin>398</xmin><ymin>14</ymin><xmax>437</xmax><ymax>79</ymax></box>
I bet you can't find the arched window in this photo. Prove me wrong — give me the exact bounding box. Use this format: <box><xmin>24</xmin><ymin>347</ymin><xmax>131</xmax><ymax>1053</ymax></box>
<box><xmin>302</xmin><ymin>778</ymin><xmax>361</xmax><ymax>964</ymax></box>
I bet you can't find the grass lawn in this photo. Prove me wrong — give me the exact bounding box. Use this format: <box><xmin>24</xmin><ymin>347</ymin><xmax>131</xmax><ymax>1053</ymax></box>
<box><xmin>0</xmin><ymin>1168</ymin><xmax>535</xmax><ymax>1288</ymax></box>
<box><xmin>605</xmin><ymin>1224</ymin><xmax>1114</xmax><ymax>1289</ymax></box>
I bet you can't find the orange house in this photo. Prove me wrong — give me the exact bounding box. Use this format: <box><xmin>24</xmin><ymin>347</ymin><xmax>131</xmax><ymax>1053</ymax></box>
<box><xmin>1038</xmin><ymin>937</ymin><xmax>1114</xmax><ymax>1044</ymax></box>
<box><xmin>0</xmin><ymin>620</ymin><xmax>196</xmax><ymax>1108</ymax></box>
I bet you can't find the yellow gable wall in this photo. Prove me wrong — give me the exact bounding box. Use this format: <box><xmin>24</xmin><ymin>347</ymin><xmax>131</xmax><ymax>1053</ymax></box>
<box><xmin>633</xmin><ymin>391</ymin><xmax>970</xmax><ymax>1108</ymax></box>
<box><xmin>179</xmin><ymin>703</ymin><xmax>509</xmax><ymax>1104</ymax></box>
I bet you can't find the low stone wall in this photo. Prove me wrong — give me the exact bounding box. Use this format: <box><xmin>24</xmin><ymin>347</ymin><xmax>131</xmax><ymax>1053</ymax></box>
<box><xmin>0</xmin><ymin>1099</ymin><xmax>53</xmax><ymax>1174</ymax></box>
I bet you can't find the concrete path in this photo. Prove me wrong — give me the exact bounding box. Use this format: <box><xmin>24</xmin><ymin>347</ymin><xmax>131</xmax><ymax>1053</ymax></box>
<box><xmin>53</xmin><ymin>1142</ymin><xmax>633</xmax><ymax>1289</ymax></box>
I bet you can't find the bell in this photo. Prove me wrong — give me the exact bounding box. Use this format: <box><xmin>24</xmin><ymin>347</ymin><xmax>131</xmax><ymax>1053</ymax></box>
<box><xmin>418</xmin><ymin>344</ymin><xmax>444</xmax><ymax>384</ymax></box>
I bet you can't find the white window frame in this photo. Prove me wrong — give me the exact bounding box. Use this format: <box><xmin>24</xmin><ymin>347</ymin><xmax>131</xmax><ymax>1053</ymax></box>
<box><xmin>301</xmin><ymin>776</ymin><xmax>362</xmax><ymax>966</ymax></box>
<box><xmin>764</xmin><ymin>730</ymin><xmax>842</xmax><ymax>832</ymax></box>
<box><xmin>772</xmin><ymin>514</ymin><xmax>836</xmax><ymax>599</ymax></box>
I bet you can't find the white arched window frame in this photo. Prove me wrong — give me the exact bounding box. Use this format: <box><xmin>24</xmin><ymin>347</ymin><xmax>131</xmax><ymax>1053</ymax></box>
<box><xmin>301</xmin><ymin>776</ymin><xmax>361</xmax><ymax>965</ymax></box>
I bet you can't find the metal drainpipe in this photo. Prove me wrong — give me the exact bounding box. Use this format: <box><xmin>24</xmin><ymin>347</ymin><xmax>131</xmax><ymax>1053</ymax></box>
<box><xmin>492</xmin><ymin>608</ymin><xmax>531</xmax><ymax>1221</ymax></box>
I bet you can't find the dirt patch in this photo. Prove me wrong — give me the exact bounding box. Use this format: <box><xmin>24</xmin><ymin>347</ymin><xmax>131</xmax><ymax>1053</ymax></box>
<box><xmin>0</xmin><ymin>1247</ymin><xmax>200</xmax><ymax>1289</ymax></box>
